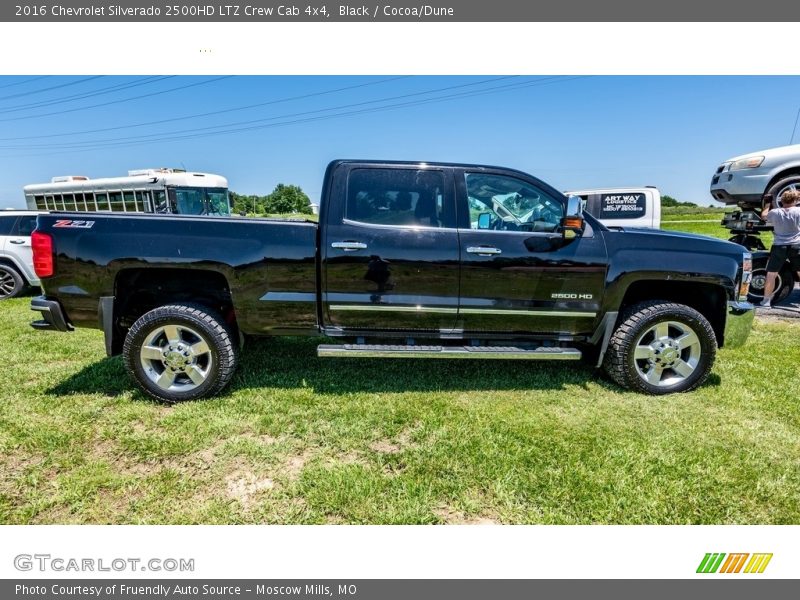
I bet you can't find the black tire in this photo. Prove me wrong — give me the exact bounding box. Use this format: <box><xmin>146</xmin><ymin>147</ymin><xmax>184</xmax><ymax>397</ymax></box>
<box><xmin>0</xmin><ymin>264</ymin><xmax>26</xmax><ymax>299</ymax></box>
<box><xmin>767</xmin><ymin>175</ymin><xmax>800</xmax><ymax>207</ymax></box>
<box><xmin>748</xmin><ymin>259</ymin><xmax>795</xmax><ymax>304</ymax></box>
<box><xmin>603</xmin><ymin>301</ymin><xmax>717</xmax><ymax>395</ymax></box>
<box><xmin>123</xmin><ymin>303</ymin><xmax>238</xmax><ymax>403</ymax></box>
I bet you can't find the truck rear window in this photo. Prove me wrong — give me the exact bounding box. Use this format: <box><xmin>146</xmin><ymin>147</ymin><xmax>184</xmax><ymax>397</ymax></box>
<box><xmin>346</xmin><ymin>168</ymin><xmax>450</xmax><ymax>228</ymax></box>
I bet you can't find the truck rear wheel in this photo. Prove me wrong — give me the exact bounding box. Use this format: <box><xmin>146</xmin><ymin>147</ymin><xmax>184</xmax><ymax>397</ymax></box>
<box><xmin>123</xmin><ymin>304</ymin><xmax>238</xmax><ymax>403</ymax></box>
<box><xmin>603</xmin><ymin>301</ymin><xmax>717</xmax><ymax>395</ymax></box>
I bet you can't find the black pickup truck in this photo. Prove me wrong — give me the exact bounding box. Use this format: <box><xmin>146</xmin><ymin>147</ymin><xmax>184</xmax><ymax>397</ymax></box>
<box><xmin>30</xmin><ymin>160</ymin><xmax>755</xmax><ymax>402</ymax></box>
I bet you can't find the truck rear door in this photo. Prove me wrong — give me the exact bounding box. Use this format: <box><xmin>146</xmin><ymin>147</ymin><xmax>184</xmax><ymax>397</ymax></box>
<box><xmin>321</xmin><ymin>163</ymin><xmax>460</xmax><ymax>333</ymax></box>
<box><xmin>456</xmin><ymin>168</ymin><xmax>608</xmax><ymax>335</ymax></box>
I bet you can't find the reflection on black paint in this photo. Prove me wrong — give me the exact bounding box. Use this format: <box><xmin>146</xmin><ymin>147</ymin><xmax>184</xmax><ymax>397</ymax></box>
<box><xmin>364</xmin><ymin>255</ymin><xmax>394</xmax><ymax>302</ymax></box>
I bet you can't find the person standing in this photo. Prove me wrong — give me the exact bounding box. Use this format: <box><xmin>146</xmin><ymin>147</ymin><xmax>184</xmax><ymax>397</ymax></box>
<box><xmin>759</xmin><ymin>189</ymin><xmax>800</xmax><ymax>306</ymax></box>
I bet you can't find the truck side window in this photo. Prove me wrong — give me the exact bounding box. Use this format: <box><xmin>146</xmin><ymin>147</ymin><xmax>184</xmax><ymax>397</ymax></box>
<box><xmin>466</xmin><ymin>173</ymin><xmax>563</xmax><ymax>233</ymax></box>
<box><xmin>346</xmin><ymin>168</ymin><xmax>450</xmax><ymax>228</ymax></box>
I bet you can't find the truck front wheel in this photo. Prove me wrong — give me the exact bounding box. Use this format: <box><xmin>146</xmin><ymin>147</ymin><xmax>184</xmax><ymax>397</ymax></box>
<box><xmin>603</xmin><ymin>301</ymin><xmax>717</xmax><ymax>395</ymax></box>
<box><xmin>123</xmin><ymin>304</ymin><xmax>238</xmax><ymax>403</ymax></box>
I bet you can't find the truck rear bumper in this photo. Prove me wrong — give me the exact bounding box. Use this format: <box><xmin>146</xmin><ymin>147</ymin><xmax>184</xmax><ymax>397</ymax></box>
<box><xmin>30</xmin><ymin>296</ymin><xmax>73</xmax><ymax>332</ymax></box>
<box><xmin>723</xmin><ymin>300</ymin><xmax>754</xmax><ymax>348</ymax></box>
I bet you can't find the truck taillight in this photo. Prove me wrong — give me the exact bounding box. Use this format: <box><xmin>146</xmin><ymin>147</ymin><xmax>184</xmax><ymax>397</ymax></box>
<box><xmin>739</xmin><ymin>252</ymin><xmax>752</xmax><ymax>302</ymax></box>
<box><xmin>32</xmin><ymin>231</ymin><xmax>54</xmax><ymax>278</ymax></box>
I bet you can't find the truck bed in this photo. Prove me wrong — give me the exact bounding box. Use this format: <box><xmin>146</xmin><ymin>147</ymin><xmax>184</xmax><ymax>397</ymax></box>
<box><xmin>35</xmin><ymin>212</ymin><xmax>319</xmax><ymax>334</ymax></box>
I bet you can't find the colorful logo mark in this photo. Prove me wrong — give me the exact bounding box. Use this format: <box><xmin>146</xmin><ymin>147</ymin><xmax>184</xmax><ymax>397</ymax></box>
<box><xmin>696</xmin><ymin>553</ymin><xmax>773</xmax><ymax>574</ymax></box>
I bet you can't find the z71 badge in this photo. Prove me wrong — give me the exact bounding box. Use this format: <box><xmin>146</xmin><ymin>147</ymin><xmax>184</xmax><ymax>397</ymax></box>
<box><xmin>53</xmin><ymin>219</ymin><xmax>95</xmax><ymax>229</ymax></box>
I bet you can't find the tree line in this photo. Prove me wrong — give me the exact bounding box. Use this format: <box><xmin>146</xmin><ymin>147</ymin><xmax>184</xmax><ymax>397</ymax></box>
<box><xmin>230</xmin><ymin>183</ymin><xmax>313</xmax><ymax>215</ymax></box>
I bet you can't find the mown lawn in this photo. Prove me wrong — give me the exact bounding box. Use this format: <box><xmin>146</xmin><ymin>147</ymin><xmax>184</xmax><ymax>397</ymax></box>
<box><xmin>1</xmin><ymin>295</ymin><xmax>799</xmax><ymax>525</ymax></box>
<box><xmin>661</xmin><ymin>206</ymin><xmax>775</xmax><ymax>247</ymax></box>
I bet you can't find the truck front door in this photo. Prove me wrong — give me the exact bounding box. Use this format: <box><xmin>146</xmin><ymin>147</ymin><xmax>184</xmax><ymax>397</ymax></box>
<box><xmin>456</xmin><ymin>169</ymin><xmax>608</xmax><ymax>336</ymax></box>
<box><xmin>322</xmin><ymin>164</ymin><xmax>460</xmax><ymax>333</ymax></box>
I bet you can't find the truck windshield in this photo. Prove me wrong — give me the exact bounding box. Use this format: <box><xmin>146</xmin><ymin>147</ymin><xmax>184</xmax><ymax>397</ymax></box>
<box><xmin>171</xmin><ymin>187</ymin><xmax>231</xmax><ymax>216</ymax></box>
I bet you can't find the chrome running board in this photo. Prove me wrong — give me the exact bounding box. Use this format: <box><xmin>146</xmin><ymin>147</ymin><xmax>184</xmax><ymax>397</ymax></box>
<box><xmin>317</xmin><ymin>344</ymin><xmax>582</xmax><ymax>360</ymax></box>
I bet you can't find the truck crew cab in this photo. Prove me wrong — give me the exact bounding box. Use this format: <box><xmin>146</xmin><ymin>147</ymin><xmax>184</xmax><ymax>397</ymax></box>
<box><xmin>30</xmin><ymin>160</ymin><xmax>754</xmax><ymax>402</ymax></box>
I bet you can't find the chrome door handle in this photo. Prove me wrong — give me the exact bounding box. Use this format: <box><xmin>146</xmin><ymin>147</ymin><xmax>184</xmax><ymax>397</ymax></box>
<box><xmin>331</xmin><ymin>241</ymin><xmax>367</xmax><ymax>251</ymax></box>
<box><xmin>466</xmin><ymin>246</ymin><xmax>502</xmax><ymax>256</ymax></box>
<box><xmin>9</xmin><ymin>240</ymin><xmax>25</xmax><ymax>245</ymax></box>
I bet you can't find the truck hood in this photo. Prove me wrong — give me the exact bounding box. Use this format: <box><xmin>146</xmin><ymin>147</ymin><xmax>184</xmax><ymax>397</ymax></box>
<box><xmin>604</xmin><ymin>226</ymin><xmax>745</xmax><ymax>257</ymax></box>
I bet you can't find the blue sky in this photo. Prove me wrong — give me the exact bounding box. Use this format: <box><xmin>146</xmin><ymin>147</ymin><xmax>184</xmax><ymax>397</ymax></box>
<box><xmin>1</xmin><ymin>75</ymin><xmax>800</xmax><ymax>208</ymax></box>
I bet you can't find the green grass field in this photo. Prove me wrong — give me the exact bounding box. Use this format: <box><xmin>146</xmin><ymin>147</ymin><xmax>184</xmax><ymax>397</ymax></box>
<box><xmin>2</xmin><ymin>296</ymin><xmax>799</xmax><ymax>525</ymax></box>
<box><xmin>1</xmin><ymin>209</ymin><xmax>797</xmax><ymax>525</ymax></box>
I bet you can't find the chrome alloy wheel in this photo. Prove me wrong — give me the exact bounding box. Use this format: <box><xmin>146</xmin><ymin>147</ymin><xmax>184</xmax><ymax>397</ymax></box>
<box><xmin>0</xmin><ymin>270</ymin><xmax>16</xmax><ymax>297</ymax></box>
<box><xmin>777</xmin><ymin>181</ymin><xmax>800</xmax><ymax>204</ymax></box>
<box><xmin>632</xmin><ymin>320</ymin><xmax>702</xmax><ymax>388</ymax></box>
<box><xmin>139</xmin><ymin>324</ymin><xmax>213</xmax><ymax>392</ymax></box>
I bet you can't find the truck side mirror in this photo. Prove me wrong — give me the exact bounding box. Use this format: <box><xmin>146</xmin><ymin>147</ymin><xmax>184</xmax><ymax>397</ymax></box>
<box><xmin>561</xmin><ymin>195</ymin><xmax>584</xmax><ymax>240</ymax></box>
<box><xmin>477</xmin><ymin>212</ymin><xmax>492</xmax><ymax>229</ymax></box>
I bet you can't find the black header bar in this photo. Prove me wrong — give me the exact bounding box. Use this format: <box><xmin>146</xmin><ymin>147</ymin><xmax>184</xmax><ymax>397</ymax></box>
<box><xmin>3</xmin><ymin>579</ymin><xmax>799</xmax><ymax>600</ymax></box>
<box><xmin>4</xmin><ymin>0</ymin><xmax>799</xmax><ymax>21</ymax></box>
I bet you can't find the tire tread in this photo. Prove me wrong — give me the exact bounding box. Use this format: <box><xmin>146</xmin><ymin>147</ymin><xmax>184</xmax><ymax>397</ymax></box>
<box><xmin>603</xmin><ymin>300</ymin><xmax>717</xmax><ymax>395</ymax></box>
<box><xmin>122</xmin><ymin>303</ymin><xmax>237</xmax><ymax>403</ymax></box>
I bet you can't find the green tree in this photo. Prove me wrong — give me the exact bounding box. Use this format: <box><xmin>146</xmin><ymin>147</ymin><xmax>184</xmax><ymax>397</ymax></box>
<box><xmin>661</xmin><ymin>194</ymin><xmax>697</xmax><ymax>208</ymax></box>
<box><xmin>265</xmin><ymin>184</ymin><xmax>312</xmax><ymax>214</ymax></box>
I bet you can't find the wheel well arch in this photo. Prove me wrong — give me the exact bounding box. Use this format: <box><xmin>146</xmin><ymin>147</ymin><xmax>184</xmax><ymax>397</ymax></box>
<box><xmin>765</xmin><ymin>167</ymin><xmax>800</xmax><ymax>194</ymax></box>
<box><xmin>619</xmin><ymin>280</ymin><xmax>727</xmax><ymax>345</ymax></box>
<box><xmin>110</xmin><ymin>268</ymin><xmax>237</xmax><ymax>354</ymax></box>
<box><xmin>0</xmin><ymin>257</ymin><xmax>30</xmax><ymax>285</ymax></box>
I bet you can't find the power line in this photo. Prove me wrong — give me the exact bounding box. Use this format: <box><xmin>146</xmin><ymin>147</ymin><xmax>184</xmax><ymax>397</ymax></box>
<box><xmin>1</xmin><ymin>76</ymin><xmax>521</xmax><ymax>149</ymax></box>
<box><xmin>0</xmin><ymin>76</ymin><xmax>411</xmax><ymax>141</ymax></box>
<box><xmin>0</xmin><ymin>76</ymin><xmax>234</xmax><ymax>123</ymax></box>
<box><xmin>0</xmin><ymin>76</ymin><xmax>103</xmax><ymax>102</ymax></box>
<box><xmin>0</xmin><ymin>76</ymin><xmax>50</xmax><ymax>90</ymax></box>
<box><xmin>0</xmin><ymin>76</ymin><xmax>175</xmax><ymax>114</ymax></box>
<box><xmin>0</xmin><ymin>76</ymin><xmax>588</xmax><ymax>156</ymax></box>
<box><xmin>790</xmin><ymin>105</ymin><xmax>800</xmax><ymax>145</ymax></box>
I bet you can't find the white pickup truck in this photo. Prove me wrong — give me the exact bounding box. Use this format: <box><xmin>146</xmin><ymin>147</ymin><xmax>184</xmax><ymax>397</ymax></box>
<box><xmin>565</xmin><ymin>187</ymin><xmax>662</xmax><ymax>229</ymax></box>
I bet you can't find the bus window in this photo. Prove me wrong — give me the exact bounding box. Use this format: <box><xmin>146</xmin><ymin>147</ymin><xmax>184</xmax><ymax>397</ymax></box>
<box><xmin>138</xmin><ymin>190</ymin><xmax>153</xmax><ymax>212</ymax></box>
<box><xmin>109</xmin><ymin>191</ymin><xmax>124</xmax><ymax>212</ymax></box>
<box><xmin>154</xmin><ymin>190</ymin><xmax>169</xmax><ymax>213</ymax></box>
<box><xmin>124</xmin><ymin>191</ymin><xmax>136</xmax><ymax>212</ymax></box>
<box><xmin>95</xmin><ymin>192</ymin><xmax>110</xmax><ymax>211</ymax></box>
<box><xmin>173</xmin><ymin>187</ymin><xmax>205</xmax><ymax>215</ymax></box>
<box><xmin>34</xmin><ymin>195</ymin><xmax>47</xmax><ymax>210</ymax></box>
<box><xmin>207</xmin><ymin>189</ymin><xmax>231</xmax><ymax>216</ymax></box>
<box><xmin>64</xmin><ymin>194</ymin><xmax>77</xmax><ymax>211</ymax></box>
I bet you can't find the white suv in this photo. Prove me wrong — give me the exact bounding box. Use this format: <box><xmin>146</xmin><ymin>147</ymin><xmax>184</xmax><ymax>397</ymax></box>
<box><xmin>0</xmin><ymin>210</ymin><xmax>45</xmax><ymax>299</ymax></box>
<box><xmin>710</xmin><ymin>143</ymin><xmax>800</xmax><ymax>208</ymax></box>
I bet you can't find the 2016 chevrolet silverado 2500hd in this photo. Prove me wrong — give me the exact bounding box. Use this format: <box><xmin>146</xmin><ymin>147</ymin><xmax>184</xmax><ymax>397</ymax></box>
<box><xmin>30</xmin><ymin>160</ymin><xmax>755</xmax><ymax>402</ymax></box>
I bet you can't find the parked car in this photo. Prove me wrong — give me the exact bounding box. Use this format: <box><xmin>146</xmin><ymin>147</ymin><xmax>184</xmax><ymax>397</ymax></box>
<box><xmin>30</xmin><ymin>160</ymin><xmax>754</xmax><ymax>402</ymax></box>
<box><xmin>0</xmin><ymin>209</ymin><xmax>45</xmax><ymax>299</ymax></box>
